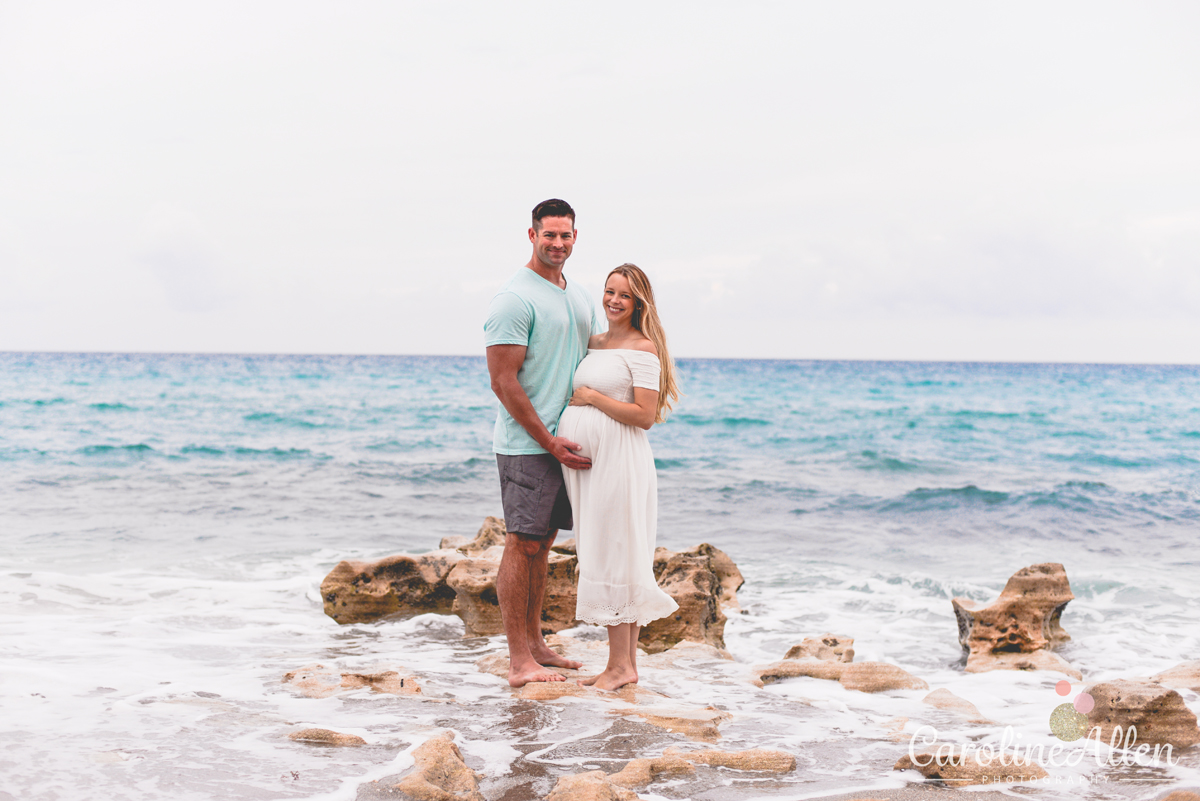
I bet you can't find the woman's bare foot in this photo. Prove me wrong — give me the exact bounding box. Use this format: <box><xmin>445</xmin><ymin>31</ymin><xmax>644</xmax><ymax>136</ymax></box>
<box><xmin>508</xmin><ymin>662</ymin><xmax>566</xmax><ymax>688</ymax></box>
<box><xmin>530</xmin><ymin>643</ymin><xmax>583</xmax><ymax>670</ymax></box>
<box><xmin>577</xmin><ymin>667</ymin><xmax>637</xmax><ymax>691</ymax></box>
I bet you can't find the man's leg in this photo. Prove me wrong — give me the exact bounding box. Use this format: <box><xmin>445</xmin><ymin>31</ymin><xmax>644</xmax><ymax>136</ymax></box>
<box><xmin>497</xmin><ymin>531</ymin><xmax>565</xmax><ymax>687</ymax></box>
<box><xmin>524</xmin><ymin>530</ymin><xmax>583</xmax><ymax>671</ymax></box>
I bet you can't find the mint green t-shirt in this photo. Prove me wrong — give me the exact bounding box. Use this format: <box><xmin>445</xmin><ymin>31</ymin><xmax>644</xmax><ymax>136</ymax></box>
<box><xmin>485</xmin><ymin>268</ymin><xmax>601</xmax><ymax>455</ymax></box>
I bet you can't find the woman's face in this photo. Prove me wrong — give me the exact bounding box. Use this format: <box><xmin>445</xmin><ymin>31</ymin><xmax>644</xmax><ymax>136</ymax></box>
<box><xmin>603</xmin><ymin>273</ymin><xmax>637</xmax><ymax>328</ymax></box>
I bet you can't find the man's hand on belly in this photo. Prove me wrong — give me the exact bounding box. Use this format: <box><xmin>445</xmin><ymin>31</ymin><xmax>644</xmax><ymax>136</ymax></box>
<box><xmin>550</xmin><ymin>436</ymin><xmax>592</xmax><ymax>470</ymax></box>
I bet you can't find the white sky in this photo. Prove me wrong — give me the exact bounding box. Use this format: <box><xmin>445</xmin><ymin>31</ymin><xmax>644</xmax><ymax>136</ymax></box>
<box><xmin>2</xmin><ymin>1</ymin><xmax>1198</xmax><ymax>362</ymax></box>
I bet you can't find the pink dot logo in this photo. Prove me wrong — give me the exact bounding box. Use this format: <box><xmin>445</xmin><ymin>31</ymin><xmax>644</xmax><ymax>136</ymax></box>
<box><xmin>1049</xmin><ymin>681</ymin><xmax>1094</xmax><ymax>741</ymax></box>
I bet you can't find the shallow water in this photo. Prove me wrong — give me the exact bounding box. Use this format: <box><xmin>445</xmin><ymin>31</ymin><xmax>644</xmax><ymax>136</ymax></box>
<box><xmin>1</xmin><ymin>353</ymin><xmax>1198</xmax><ymax>799</ymax></box>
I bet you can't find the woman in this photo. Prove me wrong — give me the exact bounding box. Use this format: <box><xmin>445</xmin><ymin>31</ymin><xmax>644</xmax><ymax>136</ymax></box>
<box><xmin>557</xmin><ymin>264</ymin><xmax>681</xmax><ymax>691</ymax></box>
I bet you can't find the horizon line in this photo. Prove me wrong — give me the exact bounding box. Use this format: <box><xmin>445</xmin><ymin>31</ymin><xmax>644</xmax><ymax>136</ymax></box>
<box><xmin>2</xmin><ymin>349</ymin><xmax>1198</xmax><ymax>369</ymax></box>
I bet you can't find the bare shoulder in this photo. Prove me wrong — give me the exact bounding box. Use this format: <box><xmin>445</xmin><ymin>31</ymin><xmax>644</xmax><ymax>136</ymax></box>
<box><xmin>588</xmin><ymin>333</ymin><xmax>607</xmax><ymax>349</ymax></box>
<box><xmin>628</xmin><ymin>338</ymin><xmax>658</xmax><ymax>356</ymax></box>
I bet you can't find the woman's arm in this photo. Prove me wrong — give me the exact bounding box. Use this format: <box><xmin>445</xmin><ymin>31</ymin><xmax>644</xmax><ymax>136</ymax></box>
<box><xmin>568</xmin><ymin>386</ymin><xmax>658</xmax><ymax>430</ymax></box>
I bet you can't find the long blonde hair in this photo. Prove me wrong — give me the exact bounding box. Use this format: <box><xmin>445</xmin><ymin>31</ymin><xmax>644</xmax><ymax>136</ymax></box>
<box><xmin>608</xmin><ymin>263</ymin><xmax>680</xmax><ymax>424</ymax></box>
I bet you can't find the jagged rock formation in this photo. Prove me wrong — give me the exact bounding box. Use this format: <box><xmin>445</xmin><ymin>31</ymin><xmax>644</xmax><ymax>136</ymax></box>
<box><xmin>895</xmin><ymin>743</ymin><xmax>1048</xmax><ymax>786</ymax></box>
<box><xmin>391</xmin><ymin>732</ymin><xmax>484</xmax><ymax>801</ymax></box>
<box><xmin>282</xmin><ymin>664</ymin><xmax>421</xmax><ymax>698</ymax></box>
<box><xmin>287</xmin><ymin>728</ymin><xmax>366</xmax><ymax>746</ymax></box>
<box><xmin>951</xmin><ymin>563</ymin><xmax>1078</xmax><ymax>677</ymax></box>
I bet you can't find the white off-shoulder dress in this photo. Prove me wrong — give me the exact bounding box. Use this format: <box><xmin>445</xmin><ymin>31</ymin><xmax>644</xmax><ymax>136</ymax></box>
<box><xmin>557</xmin><ymin>349</ymin><xmax>679</xmax><ymax>627</ymax></box>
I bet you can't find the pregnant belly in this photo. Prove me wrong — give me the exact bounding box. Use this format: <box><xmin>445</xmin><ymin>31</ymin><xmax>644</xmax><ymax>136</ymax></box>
<box><xmin>557</xmin><ymin>406</ymin><xmax>610</xmax><ymax>462</ymax></box>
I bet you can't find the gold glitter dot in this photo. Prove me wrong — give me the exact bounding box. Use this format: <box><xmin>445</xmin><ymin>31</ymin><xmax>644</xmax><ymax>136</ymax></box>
<box><xmin>1050</xmin><ymin>702</ymin><xmax>1088</xmax><ymax>741</ymax></box>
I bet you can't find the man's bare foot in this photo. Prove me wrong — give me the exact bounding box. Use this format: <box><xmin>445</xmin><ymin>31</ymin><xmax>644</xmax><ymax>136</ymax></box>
<box><xmin>577</xmin><ymin>667</ymin><xmax>637</xmax><ymax>691</ymax></box>
<box><xmin>531</xmin><ymin>643</ymin><xmax>583</xmax><ymax>670</ymax></box>
<box><xmin>508</xmin><ymin>663</ymin><xmax>566</xmax><ymax>688</ymax></box>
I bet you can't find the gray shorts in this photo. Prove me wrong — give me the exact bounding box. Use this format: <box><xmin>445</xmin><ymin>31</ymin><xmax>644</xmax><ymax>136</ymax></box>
<box><xmin>496</xmin><ymin>453</ymin><xmax>573</xmax><ymax>537</ymax></box>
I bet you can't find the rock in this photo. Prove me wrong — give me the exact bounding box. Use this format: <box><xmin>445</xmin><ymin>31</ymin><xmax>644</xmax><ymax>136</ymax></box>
<box><xmin>391</xmin><ymin>732</ymin><xmax>484</xmax><ymax>801</ymax></box>
<box><xmin>439</xmin><ymin>535</ymin><xmax>471</xmax><ymax>550</ymax></box>
<box><xmin>755</xmin><ymin>660</ymin><xmax>928</xmax><ymax>693</ymax></box>
<box><xmin>963</xmin><ymin>650</ymin><xmax>1082</xmax><ymax>680</ymax></box>
<box><xmin>321</xmin><ymin>549</ymin><xmax>463</xmax><ymax>624</ymax></box>
<box><xmin>552</xmin><ymin>538</ymin><xmax>576</xmax><ymax>554</ymax></box>
<box><xmin>545</xmin><ymin>770</ymin><xmax>640</xmax><ymax>801</ymax></box>
<box><xmin>895</xmin><ymin>743</ymin><xmax>1048</xmax><ymax>786</ymax></box>
<box><xmin>620</xmin><ymin>704</ymin><xmax>730</xmax><ymax>742</ymax></box>
<box><xmin>637</xmin><ymin>640</ymin><xmax>734</xmax><ymax>669</ymax></box>
<box><xmin>784</xmin><ymin>634</ymin><xmax>854</xmax><ymax>663</ymax></box>
<box><xmin>1158</xmin><ymin>793</ymin><xmax>1200</xmax><ymax>801</ymax></box>
<box><xmin>608</xmin><ymin>755</ymin><xmax>695</xmax><ymax>787</ymax></box>
<box><xmin>1154</xmin><ymin>661</ymin><xmax>1200</xmax><ymax>692</ymax></box>
<box><xmin>446</xmin><ymin>546</ymin><xmax>580</xmax><ymax>636</ymax></box>
<box><xmin>641</xmin><ymin>544</ymin><xmax>742</xmax><ymax>653</ymax></box>
<box><xmin>288</xmin><ymin>728</ymin><xmax>366</xmax><ymax>746</ymax></box>
<box><xmin>282</xmin><ymin>664</ymin><xmax>421</xmax><ymax>698</ymax></box>
<box><xmin>952</xmin><ymin>563</ymin><xmax>1075</xmax><ymax>676</ymax></box>
<box><xmin>456</xmin><ymin>516</ymin><xmax>508</xmax><ymax>554</ymax></box>
<box><xmin>922</xmin><ymin>689</ymin><xmax>994</xmax><ymax>724</ymax></box>
<box><xmin>664</xmin><ymin>746</ymin><xmax>796</xmax><ymax>772</ymax></box>
<box><xmin>1084</xmin><ymin>679</ymin><xmax>1200</xmax><ymax>748</ymax></box>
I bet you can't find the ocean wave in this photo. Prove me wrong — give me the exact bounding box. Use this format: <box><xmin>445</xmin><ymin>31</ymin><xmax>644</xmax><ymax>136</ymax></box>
<box><xmin>856</xmin><ymin>449</ymin><xmax>927</xmax><ymax>472</ymax></box>
<box><xmin>242</xmin><ymin>411</ymin><xmax>326</xmax><ymax>429</ymax></box>
<box><xmin>88</xmin><ymin>402</ymin><xmax>136</xmax><ymax>412</ymax></box>
<box><xmin>180</xmin><ymin>445</ymin><xmax>225</xmax><ymax>456</ymax></box>
<box><xmin>674</xmin><ymin>414</ymin><xmax>771</xmax><ymax>427</ymax></box>
<box><xmin>77</xmin><ymin>443</ymin><xmax>156</xmax><ymax>456</ymax></box>
<box><xmin>881</xmin><ymin>485</ymin><xmax>1010</xmax><ymax>510</ymax></box>
<box><xmin>232</xmin><ymin>446</ymin><xmax>327</xmax><ymax>460</ymax></box>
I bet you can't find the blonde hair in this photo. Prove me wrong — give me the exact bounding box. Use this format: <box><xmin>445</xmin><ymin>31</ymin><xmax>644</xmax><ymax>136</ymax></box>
<box><xmin>607</xmin><ymin>263</ymin><xmax>681</xmax><ymax>424</ymax></box>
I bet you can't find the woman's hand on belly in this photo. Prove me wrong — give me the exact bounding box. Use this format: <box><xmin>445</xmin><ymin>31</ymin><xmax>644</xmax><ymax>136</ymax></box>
<box><xmin>568</xmin><ymin>386</ymin><xmax>600</xmax><ymax>408</ymax></box>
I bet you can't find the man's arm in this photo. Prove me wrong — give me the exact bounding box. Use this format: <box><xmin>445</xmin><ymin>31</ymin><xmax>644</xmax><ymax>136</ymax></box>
<box><xmin>487</xmin><ymin>344</ymin><xmax>592</xmax><ymax>470</ymax></box>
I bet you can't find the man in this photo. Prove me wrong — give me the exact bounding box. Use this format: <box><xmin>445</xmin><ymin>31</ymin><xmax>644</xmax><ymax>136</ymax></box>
<box><xmin>484</xmin><ymin>198</ymin><xmax>600</xmax><ymax>687</ymax></box>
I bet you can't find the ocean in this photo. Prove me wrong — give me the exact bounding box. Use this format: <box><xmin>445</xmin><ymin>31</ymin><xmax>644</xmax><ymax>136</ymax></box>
<box><xmin>1</xmin><ymin>352</ymin><xmax>1198</xmax><ymax>800</ymax></box>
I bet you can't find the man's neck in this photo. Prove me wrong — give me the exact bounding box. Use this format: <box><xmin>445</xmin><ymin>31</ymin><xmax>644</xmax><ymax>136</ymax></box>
<box><xmin>525</xmin><ymin>258</ymin><xmax>566</xmax><ymax>289</ymax></box>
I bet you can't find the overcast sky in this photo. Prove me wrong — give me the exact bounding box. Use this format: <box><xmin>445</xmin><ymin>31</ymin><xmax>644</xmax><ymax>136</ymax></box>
<box><xmin>2</xmin><ymin>2</ymin><xmax>1198</xmax><ymax>362</ymax></box>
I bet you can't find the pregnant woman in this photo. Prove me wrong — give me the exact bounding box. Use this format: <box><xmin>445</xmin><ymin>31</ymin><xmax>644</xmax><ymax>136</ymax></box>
<box><xmin>557</xmin><ymin>263</ymin><xmax>681</xmax><ymax>691</ymax></box>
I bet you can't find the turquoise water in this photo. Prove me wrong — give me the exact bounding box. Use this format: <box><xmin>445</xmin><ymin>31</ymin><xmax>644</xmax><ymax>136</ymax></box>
<box><xmin>2</xmin><ymin>353</ymin><xmax>1198</xmax><ymax>799</ymax></box>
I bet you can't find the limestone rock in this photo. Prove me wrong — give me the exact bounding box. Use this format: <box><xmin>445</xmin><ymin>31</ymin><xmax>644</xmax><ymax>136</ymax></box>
<box><xmin>456</xmin><ymin>516</ymin><xmax>508</xmax><ymax>554</ymax></box>
<box><xmin>446</xmin><ymin>546</ymin><xmax>579</xmax><ymax>636</ymax></box>
<box><xmin>620</xmin><ymin>704</ymin><xmax>730</xmax><ymax>742</ymax></box>
<box><xmin>922</xmin><ymin>689</ymin><xmax>994</xmax><ymax>724</ymax></box>
<box><xmin>438</xmin><ymin>535</ymin><xmax>471</xmax><ymax>550</ymax></box>
<box><xmin>1153</xmin><ymin>661</ymin><xmax>1200</xmax><ymax>692</ymax></box>
<box><xmin>545</xmin><ymin>770</ymin><xmax>639</xmax><ymax>801</ymax></box>
<box><xmin>392</xmin><ymin>732</ymin><xmax>483</xmax><ymax>801</ymax></box>
<box><xmin>288</xmin><ymin>728</ymin><xmax>365</xmax><ymax>746</ymax></box>
<box><xmin>321</xmin><ymin>549</ymin><xmax>463</xmax><ymax>624</ymax></box>
<box><xmin>664</xmin><ymin>746</ymin><xmax>796</xmax><ymax>772</ymax></box>
<box><xmin>641</xmin><ymin>544</ymin><xmax>742</xmax><ymax>653</ymax></box>
<box><xmin>282</xmin><ymin>664</ymin><xmax>421</xmax><ymax>698</ymax></box>
<box><xmin>1157</xmin><ymin>793</ymin><xmax>1200</xmax><ymax>801</ymax></box>
<box><xmin>637</xmin><ymin>639</ymin><xmax>734</xmax><ymax>669</ymax></box>
<box><xmin>966</xmin><ymin>649</ymin><xmax>1081</xmax><ymax>680</ymax></box>
<box><xmin>895</xmin><ymin>744</ymin><xmax>1048</xmax><ymax>786</ymax></box>
<box><xmin>608</xmin><ymin>755</ymin><xmax>694</xmax><ymax>787</ymax></box>
<box><xmin>784</xmin><ymin>634</ymin><xmax>854</xmax><ymax>663</ymax></box>
<box><xmin>1084</xmin><ymin>679</ymin><xmax>1200</xmax><ymax>748</ymax></box>
<box><xmin>755</xmin><ymin>660</ymin><xmax>928</xmax><ymax>693</ymax></box>
<box><xmin>552</xmin><ymin>538</ymin><xmax>577</xmax><ymax>554</ymax></box>
<box><xmin>952</xmin><ymin>563</ymin><xmax>1075</xmax><ymax>676</ymax></box>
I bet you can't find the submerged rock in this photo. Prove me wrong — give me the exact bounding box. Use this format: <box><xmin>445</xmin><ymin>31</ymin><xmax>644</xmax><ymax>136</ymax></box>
<box><xmin>282</xmin><ymin>664</ymin><xmax>421</xmax><ymax>698</ymax></box>
<box><xmin>922</xmin><ymin>688</ymin><xmax>994</xmax><ymax>725</ymax></box>
<box><xmin>620</xmin><ymin>704</ymin><xmax>731</xmax><ymax>743</ymax></box>
<box><xmin>755</xmin><ymin>660</ymin><xmax>928</xmax><ymax>693</ymax></box>
<box><xmin>951</xmin><ymin>563</ymin><xmax>1077</xmax><ymax>676</ymax></box>
<box><xmin>545</xmin><ymin>770</ymin><xmax>639</xmax><ymax>801</ymax></box>
<box><xmin>1153</xmin><ymin>660</ymin><xmax>1200</xmax><ymax>692</ymax></box>
<box><xmin>391</xmin><ymin>732</ymin><xmax>484</xmax><ymax>801</ymax></box>
<box><xmin>895</xmin><ymin>743</ymin><xmax>1048</xmax><ymax>786</ymax></box>
<box><xmin>287</xmin><ymin>728</ymin><xmax>366</xmax><ymax>747</ymax></box>
<box><xmin>607</xmin><ymin>755</ymin><xmax>695</xmax><ymax>787</ymax></box>
<box><xmin>784</xmin><ymin>634</ymin><xmax>854</xmax><ymax>663</ymax></box>
<box><xmin>1084</xmin><ymin>679</ymin><xmax>1200</xmax><ymax>748</ymax></box>
<box><xmin>663</xmin><ymin>746</ymin><xmax>797</xmax><ymax>772</ymax></box>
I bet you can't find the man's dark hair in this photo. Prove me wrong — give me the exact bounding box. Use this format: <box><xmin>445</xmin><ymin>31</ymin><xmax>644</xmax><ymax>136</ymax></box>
<box><xmin>532</xmin><ymin>198</ymin><xmax>575</xmax><ymax>230</ymax></box>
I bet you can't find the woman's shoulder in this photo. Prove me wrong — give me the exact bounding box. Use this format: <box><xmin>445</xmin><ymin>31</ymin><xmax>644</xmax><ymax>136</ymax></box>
<box><xmin>624</xmin><ymin>338</ymin><xmax>657</xmax><ymax>357</ymax></box>
<box><xmin>587</xmin><ymin>333</ymin><xmax>607</xmax><ymax>349</ymax></box>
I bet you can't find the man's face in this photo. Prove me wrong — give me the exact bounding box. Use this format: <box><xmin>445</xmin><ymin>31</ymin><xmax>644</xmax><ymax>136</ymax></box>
<box><xmin>529</xmin><ymin>216</ymin><xmax>576</xmax><ymax>268</ymax></box>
